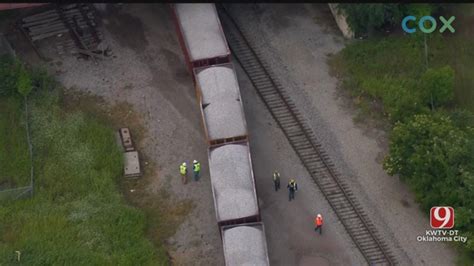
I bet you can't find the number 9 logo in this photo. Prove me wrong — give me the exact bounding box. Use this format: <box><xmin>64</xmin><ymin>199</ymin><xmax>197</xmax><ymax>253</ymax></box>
<box><xmin>430</xmin><ymin>206</ymin><xmax>454</xmax><ymax>229</ymax></box>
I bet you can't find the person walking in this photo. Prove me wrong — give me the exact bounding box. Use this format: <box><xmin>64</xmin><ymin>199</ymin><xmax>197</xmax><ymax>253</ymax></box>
<box><xmin>314</xmin><ymin>213</ymin><xmax>323</xmax><ymax>235</ymax></box>
<box><xmin>180</xmin><ymin>162</ymin><xmax>187</xmax><ymax>184</ymax></box>
<box><xmin>193</xmin><ymin>160</ymin><xmax>201</xmax><ymax>181</ymax></box>
<box><xmin>273</xmin><ymin>170</ymin><xmax>281</xmax><ymax>191</ymax></box>
<box><xmin>287</xmin><ymin>178</ymin><xmax>298</xmax><ymax>201</ymax></box>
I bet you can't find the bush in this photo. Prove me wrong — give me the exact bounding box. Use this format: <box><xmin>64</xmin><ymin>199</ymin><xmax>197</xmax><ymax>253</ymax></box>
<box><xmin>0</xmin><ymin>56</ymin><xmax>19</xmax><ymax>97</ymax></box>
<box><xmin>381</xmin><ymin>83</ymin><xmax>429</xmax><ymax>123</ymax></box>
<box><xmin>337</xmin><ymin>4</ymin><xmax>403</xmax><ymax>37</ymax></box>
<box><xmin>17</xmin><ymin>65</ymin><xmax>32</xmax><ymax>97</ymax></box>
<box><xmin>418</xmin><ymin>66</ymin><xmax>455</xmax><ymax>108</ymax></box>
<box><xmin>384</xmin><ymin>113</ymin><xmax>474</xmax><ymax>209</ymax></box>
<box><xmin>384</xmin><ymin>114</ymin><xmax>474</xmax><ymax>255</ymax></box>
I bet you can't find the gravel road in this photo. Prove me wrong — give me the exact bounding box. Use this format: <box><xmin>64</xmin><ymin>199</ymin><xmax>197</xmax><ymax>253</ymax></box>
<box><xmin>226</xmin><ymin>3</ymin><xmax>458</xmax><ymax>265</ymax></box>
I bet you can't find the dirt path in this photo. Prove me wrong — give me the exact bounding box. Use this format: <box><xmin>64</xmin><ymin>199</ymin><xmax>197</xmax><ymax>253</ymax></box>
<box><xmin>226</xmin><ymin>3</ymin><xmax>459</xmax><ymax>265</ymax></box>
<box><xmin>235</xmin><ymin>61</ymin><xmax>366</xmax><ymax>265</ymax></box>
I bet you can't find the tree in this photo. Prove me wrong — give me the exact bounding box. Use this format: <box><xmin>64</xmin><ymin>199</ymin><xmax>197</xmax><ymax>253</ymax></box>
<box><xmin>381</xmin><ymin>82</ymin><xmax>428</xmax><ymax>123</ymax></box>
<box><xmin>337</xmin><ymin>4</ymin><xmax>403</xmax><ymax>37</ymax></box>
<box><xmin>419</xmin><ymin>66</ymin><xmax>455</xmax><ymax>109</ymax></box>
<box><xmin>384</xmin><ymin>113</ymin><xmax>474</xmax><ymax>210</ymax></box>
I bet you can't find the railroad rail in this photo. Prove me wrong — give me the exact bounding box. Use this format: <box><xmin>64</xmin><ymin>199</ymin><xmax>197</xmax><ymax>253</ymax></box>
<box><xmin>217</xmin><ymin>5</ymin><xmax>397</xmax><ymax>265</ymax></box>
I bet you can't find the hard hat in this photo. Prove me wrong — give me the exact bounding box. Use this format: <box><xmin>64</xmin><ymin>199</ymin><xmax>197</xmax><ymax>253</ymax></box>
<box><xmin>317</xmin><ymin>214</ymin><xmax>322</xmax><ymax>218</ymax></box>
<box><xmin>183</xmin><ymin>162</ymin><xmax>187</xmax><ymax>166</ymax></box>
<box><xmin>193</xmin><ymin>160</ymin><xmax>198</xmax><ymax>164</ymax></box>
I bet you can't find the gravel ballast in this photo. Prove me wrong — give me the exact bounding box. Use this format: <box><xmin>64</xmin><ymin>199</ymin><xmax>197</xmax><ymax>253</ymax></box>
<box><xmin>195</xmin><ymin>64</ymin><xmax>240</xmax><ymax>105</ymax></box>
<box><xmin>208</xmin><ymin>143</ymin><xmax>258</xmax><ymax>222</ymax></box>
<box><xmin>222</xmin><ymin>224</ymin><xmax>270</xmax><ymax>266</ymax></box>
<box><xmin>175</xmin><ymin>3</ymin><xmax>229</xmax><ymax>62</ymax></box>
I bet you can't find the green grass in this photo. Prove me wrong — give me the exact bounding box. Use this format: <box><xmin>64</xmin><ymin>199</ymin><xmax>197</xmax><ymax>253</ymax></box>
<box><xmin>330</xmin><ymin>5</ymin><xmax>474</xmax><ymax>115</ymax></box>
<box><xmin>0</xmin><ymin>96</ymin><xmax>30</xmax><ymax>189</ymax></box>
<box><xmin>0</xmin><ymin>87</ymin><xmax>165</xmax><ymax>265</ymax></box>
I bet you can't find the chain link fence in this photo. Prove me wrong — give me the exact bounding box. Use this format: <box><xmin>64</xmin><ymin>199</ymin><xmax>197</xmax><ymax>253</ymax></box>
<box><xmin>0</xmin><ymin>39</ymin><xmax>34</xmax><ymax>201</ymax></box>
<box><xmin>0</xmin><ymin>96</ymin><xmax>34</xmax><ymax>201</ymax></box>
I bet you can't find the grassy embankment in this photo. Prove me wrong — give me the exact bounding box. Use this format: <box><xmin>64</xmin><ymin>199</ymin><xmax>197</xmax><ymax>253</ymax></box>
<box><xmin>0</xmin><ymin>58</ymin><xmax>180</xmax><ymax>265</ymax></box>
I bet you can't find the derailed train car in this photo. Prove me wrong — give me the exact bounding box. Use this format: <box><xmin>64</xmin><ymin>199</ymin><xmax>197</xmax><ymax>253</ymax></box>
<box><xmin>171</xmin><ymin>3</ymin><xmax>269</xmax><ymax>265</ymax></box>
<box><xmin>208</xmin><ymin>142</ymin><xmax>260</xmax><ymax>227</ymax></box>
<box><xmin>194</xmin><ymin>63</ymin><xmax>248</xmax><ymax>146</ymax></box>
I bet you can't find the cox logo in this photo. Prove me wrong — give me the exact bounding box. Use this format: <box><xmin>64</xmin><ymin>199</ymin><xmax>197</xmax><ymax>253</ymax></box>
<box><xmin>402</xmin><ymin>15</ymin><xmax>455</xmax><ymax>33</ymax></box>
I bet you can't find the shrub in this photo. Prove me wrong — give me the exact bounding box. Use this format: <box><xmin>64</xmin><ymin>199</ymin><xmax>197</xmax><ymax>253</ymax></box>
<box><xmin>384</xmin><ymin>113</ymin><xmax>474</xmax><ymax>209</ymax></box>
<box><xmin>337</xmin><ymin>4</ymin><xmax>404</xmax><ymax>37</ymax></box>
<box><xmin>418</xmin><ymin>65</ymin><xmax>455</xmax><ymax>108</ymax></box>
<box><xmin>0</xmin><ymin>56</ymin><xmax>19</xmax><ymax>97</ymax></box>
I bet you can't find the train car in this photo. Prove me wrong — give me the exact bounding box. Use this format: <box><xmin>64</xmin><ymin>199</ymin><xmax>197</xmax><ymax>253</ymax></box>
<box><xmin>221</xmin><ymin>222</ymin><xmax>270</xmax><ymax>266</ymax></box>
<box><xmin>195</xmin><ymin>63</ymin><xmax>248</xmax><ymax>146</ymax></box>
<box><xmin>208</xmin><ymin>142</ymin><xmax>260</xmax><ymax>227</ymax></box>
<box><xmin>171</xmin><ymin>3</ymin><xmax>231</xmax><ymax>76</ymax></box>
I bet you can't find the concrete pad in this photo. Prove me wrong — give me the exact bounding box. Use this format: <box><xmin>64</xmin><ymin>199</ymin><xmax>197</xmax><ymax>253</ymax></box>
<box><xmin>175</xmin><ymin>3</ymin><xmax>229</xmax><ymax>61</ymax></box>
<box><xmin>124</xmin><ymin>151</ymin><xmax>141</xmax><ymax>178</ymax></box>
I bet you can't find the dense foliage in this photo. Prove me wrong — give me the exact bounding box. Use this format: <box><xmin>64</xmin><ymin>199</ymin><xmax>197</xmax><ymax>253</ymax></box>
<box><xmin>336</xmin><ymin>4</ymin><xmax>439</xmax><ymax>37</ymax></box>
<box><xmin>384</xmin><ymin>114</ymin><xmax>474</xmax><ymax>251</ymax></box>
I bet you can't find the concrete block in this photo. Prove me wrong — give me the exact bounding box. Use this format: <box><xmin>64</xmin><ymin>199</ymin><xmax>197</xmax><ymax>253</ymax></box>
<box><xmin>119</xmin><ymin>127</ymin><xmax>135</xmax><ymax>152</ymax></box>
<box><xmin>328</xmin><ymin>4</ymin><xmax>355</xmax><ymax>39</ymax></box>
<box><xmin>124</xmin><ymin>151</ymin><xmax>141</xmax><ymax>178</ymax></box>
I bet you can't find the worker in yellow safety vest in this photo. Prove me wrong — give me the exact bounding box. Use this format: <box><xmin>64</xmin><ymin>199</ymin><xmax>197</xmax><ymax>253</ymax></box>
<box><xmin>273</xmin><ymin>170</ymin><xmax>281</xmax><ymax>191</ymax></box>
<box><xmin>180</xmin><ymin>162</ymin><xmax>187</xmax><ymax>184</ymax></box>
<box><xmin>193</xmin><ymin>160</ymin><xmax>201</xmax><ymax>181</ymax></box>
<box><xmin>287</xmin><ymin>179</ymin><xmax>298</xmax><ymax>201</ymax></box>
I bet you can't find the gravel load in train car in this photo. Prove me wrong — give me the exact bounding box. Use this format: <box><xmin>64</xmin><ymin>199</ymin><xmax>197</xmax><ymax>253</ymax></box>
<box><xmin>203</xmin><ymin>99</ymin><xmax>247</xmax><ymax>141</ymax></box>
<box><xmin>208</xmin><ymin>144</ymin><xmax>258</xmax><ymax>222</ymax></box>
<box><xmin>222</xmin><ymin>224</ymin><xmax>269</xmax><ymax>266</ymax></box>
<box><xmin>175</xmin><ymin>4</ymin><xmax>229</xmax><ymax>62</ymax></box>
<box><xmin>195</xmin><ymin>64</ymin><xmax>240</xmax><ymax>105</ymax></box>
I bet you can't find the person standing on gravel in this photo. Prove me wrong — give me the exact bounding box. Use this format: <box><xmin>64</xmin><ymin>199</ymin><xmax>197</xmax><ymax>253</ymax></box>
<box><xmin>273</xmin><ymin>170</ymin><xmax>281</xmax><ymax>191</ymax></box>
<box><xmin>180</xmin><ymin>162</ymin><xmax>187</xmax><ymax>184</ymax></box>
<box><xmin>314</xmin><ymin>213</ymin><xmax>323</xmax><ymax>235</ymax></box>
<box><xmin>287</xmin><ymin>178</ymin><xmax>298</xmax><ymax>201</ymax></box>
<box><xmin>193</xmin><ymin>160</ymin><xmax>201</xmax><ymax>181</ymax></box>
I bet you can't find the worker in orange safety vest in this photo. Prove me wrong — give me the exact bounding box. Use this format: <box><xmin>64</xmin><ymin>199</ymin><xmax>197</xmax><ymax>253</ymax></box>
<box><xmin>314</xmin><ymin>213</ymin><xmax>323</xmax><ymax>235</ymax></box>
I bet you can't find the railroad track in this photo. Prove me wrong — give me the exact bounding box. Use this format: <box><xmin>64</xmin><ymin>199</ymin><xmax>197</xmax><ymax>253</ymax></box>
<box><xmin>217</xmin><ymin>5</ymin><xmax>397</xmax><ymax>265</ymax></box>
